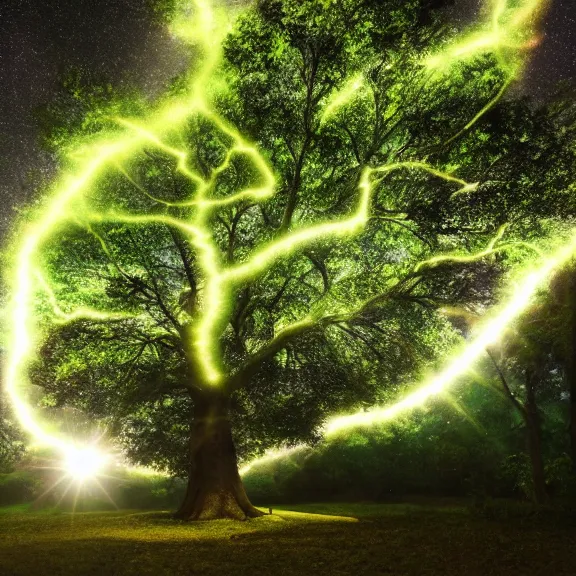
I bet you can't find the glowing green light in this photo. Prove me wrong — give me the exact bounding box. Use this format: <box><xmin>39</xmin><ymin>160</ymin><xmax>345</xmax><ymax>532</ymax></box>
<box><xmin>321</xmin><ymin>73</ymin><xmax>365</xmax><ymax>124</ymax></box>
<box><xmin>2</xmin><ymin>0</ymin><xmax>553</xmax><ymax>473</ymax></box>
<box><xmin>241</xmin><ymin>231</ymin><xmax>576</xmax><ymax>472</ymax></box>
<box><xmin>239</xmin><ymin>445</ymin><xmax>308</xmax><ymax>476</ymax></box>
<box><xmin>4</xmin><ymin>0</ymin><xmax>233</xmax><ymax>454</ymax></box>
<box><xmin>35</xmin><ymin>269</ymin><xmax>133</xmax><ymax>324</ymax></box>
<box><xmin>423</xmin><ymin>0</ymin><xmax>545</xmax><ymax>144</ymax></box>
<box><xmin>325</xmin><ymin>232</ymin><xmax>576</xmax><ymax>434</ymax></box>
<box><xmin>425</xmin><ymin>0</ymin><xmax>545</xmax><ymax>73</ymax></box>
<box><xmin>415</xmin><ymin>224</ymin><xmax>508</xmax><ymax>271</ymax></box>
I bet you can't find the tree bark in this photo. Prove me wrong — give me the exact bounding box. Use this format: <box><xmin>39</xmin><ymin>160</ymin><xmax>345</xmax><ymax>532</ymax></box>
<box><xmin>524</xmin><ymin>371</ymin><xmax>547</xmax><ymax>505</ymax></box>
<box><xmin>488</xmin><ymin>351</ymin><xmax>548</xmax><ymax>503</ymax></box>
<box><xmin>525</xmin><ymin>414</ymin><xmax>547</xmax><ymax>505</ymax></box>
<box><xmin>566</xmin><ymin>270</ymin><xmax>576</xmax><ymax>472</ymax></box>
<box><xmin>174</xmin><ymin>390</ymin><xmax>263</xmax><ymax>521</ymax></box>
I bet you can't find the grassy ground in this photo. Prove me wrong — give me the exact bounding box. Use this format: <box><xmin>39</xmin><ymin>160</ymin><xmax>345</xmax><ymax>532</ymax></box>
<box><xmin>0</xmin><ymin>501</ymin><xmax>575</xmax><ymax>575</ymax></box>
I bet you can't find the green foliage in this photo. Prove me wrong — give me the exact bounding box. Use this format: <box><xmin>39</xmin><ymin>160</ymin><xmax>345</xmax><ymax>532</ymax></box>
<box><xmin>546</xmin><ymin>454</ymin><xmax>576</xmax><ymax>499</ymax></box>
<box><xmin>34</xmin><ymin>67</ymin><xmax>147</xmax><ymax>155</ymax></box>
<box><xmin>0</xmin><ymin>472</ymin><xmax>42</xmax><ymax>507</ymax></box>
<box><xmin>243</xmin><ymin>377</ymin><xmax>575</xmax><ymax>504</ymax></box>
<box><xmin>0</xmin><ymin>406</ymin><xmax>25</xmax><ymax>473</ymax></box>
<box><xmin>116</xmin><ymin>474</ymin><xmax>186</xmax><ymax>509</ymax></box>
<box><xmin>243</xmin><ymin>394</ymin><xmax>505</xmax><ymax>502</ymax></box>
<box><xmin>29</xmin><ymin>0</ymin><xmax>576</xmax><ymax>477</ymax></box>
<box><xmin>497</xmin><ymin>454</ymin><xmax>534</xmax><ymax>500</ymax></box>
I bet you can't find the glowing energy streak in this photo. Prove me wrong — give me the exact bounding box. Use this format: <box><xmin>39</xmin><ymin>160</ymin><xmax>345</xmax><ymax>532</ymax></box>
<box><xmin>423</xmin><ymin>0</ymin><xmax>546</xmax><ymax>144</ymax></box>
<box><xmin>425</xmin><ymin>0</ymin><xmax>546</xmax><ymax>72</ymax></box>
<box><xmin>320</xmin><ymin>73</ymin><xmax>365</xmax><ymax>124</ymax></box>
<box><xmin>1</xmin><ymin>0</ymin><xmax>553</xmax><ymax>475</ymax></box>
<box><xmin>3</xmin><ymin>0</ymin><xmax>232</xmax><ymax>463</ymax></box>
<box><xmin>240</xmin><ymin>232</ymin><xmax>576</xmax><ymax>472</ymax></box>
<box><xmin>325</xmin><ymin>232</ymin><xmax>576</xmax><ymax>434</ymax></box>
<box><xmin>325</xmin><ymin>234</ymin><xmax>576</xmax><ymax>435</ymax></box>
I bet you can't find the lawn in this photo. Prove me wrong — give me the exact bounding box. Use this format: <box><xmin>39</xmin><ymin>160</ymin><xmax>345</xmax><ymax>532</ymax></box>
<box><xmin>0</xmin><ymin>501</ymin><xmax>575</xmax><ymax>575</ymax></box>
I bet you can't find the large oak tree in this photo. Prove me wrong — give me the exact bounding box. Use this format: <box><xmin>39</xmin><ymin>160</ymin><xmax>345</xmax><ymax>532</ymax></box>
<box><xmin>26</xmin><ymin>0</ymin><xmax>575</xmax><ymax>519</ymax></box>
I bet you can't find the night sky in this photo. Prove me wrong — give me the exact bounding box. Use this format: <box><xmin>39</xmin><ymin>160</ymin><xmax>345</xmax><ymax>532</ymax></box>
<box><xmin>450</xmin><ymin>0</ymin><xmax>576</xmax><ymax>95</ymax></box>
<box><xmin>0</xmin><ymin>0</ymin><xmax>574</xmax><ymax>237</ymax></box>
<box><xmin>0</xmin><ymin>0</ymin><xmax>188</xmax><ymax>235</ymax></box>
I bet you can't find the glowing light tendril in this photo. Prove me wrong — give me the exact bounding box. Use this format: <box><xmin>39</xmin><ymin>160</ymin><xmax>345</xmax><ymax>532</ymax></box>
<box><xmin>239</xmin><ymin>233</ymin><xmax>576</xmax><ymax>475</ymax></box>
<box><xmin>3</xmin><ymin>0</ymin><xmax>552</xmax><ymax>480</ymax></box>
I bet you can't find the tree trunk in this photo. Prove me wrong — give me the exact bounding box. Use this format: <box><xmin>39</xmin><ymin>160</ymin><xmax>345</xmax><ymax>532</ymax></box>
<box><xmin>567</xmin><ymin>355</ymin><xmax>576</xmax><ymax>473</ymax></box>
<box><xmin>174</xmin><ymin>391</ymin><xmax>263</xmax><ymax>521</ymax></box>
<box><xmin>524</xmin><ymin>371</ymin><xmax>547</xmax><ymax>505</ymax></box>
<box><xmin>525</xmin><ymin>414</ymin><xmax>547</xmax><ymax>505</ymax></box>
<box><xmin>567</xmin><ymin>271</ymin><xmax>576</xmax><ymax>472</ymax></box>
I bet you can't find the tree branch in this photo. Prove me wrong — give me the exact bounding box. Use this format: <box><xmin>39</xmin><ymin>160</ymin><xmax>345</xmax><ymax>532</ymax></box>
<box><xmin>486</xmin><ymin>348</ymin><xmax>527</xmax><ymax>418</ymax></box>
<box><xmin>168</xmin><ymin>227</ymin><xmax>197</xmax><ymax>294</ymax></box>
<box><xmin>227</xmin><ymin>318</ymin><xmax>319</xmax><ymax>391</ymax></box>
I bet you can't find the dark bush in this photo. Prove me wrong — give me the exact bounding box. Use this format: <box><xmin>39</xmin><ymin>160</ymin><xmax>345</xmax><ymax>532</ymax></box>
<box><xmin>115</xmin><ymin>475</ymin><xmax>186</xmax><ymax>510</ymax></box>
<box><xmin>0</xmin><ymin>472</ymin><xmax>42</xmax><ymax>506</ymax></box>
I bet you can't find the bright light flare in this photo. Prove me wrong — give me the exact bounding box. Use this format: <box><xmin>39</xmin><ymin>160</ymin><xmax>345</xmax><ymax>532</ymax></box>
<box><xmin>63</xmin><ymin>446</ymin><xmax>109</xmax><ymax>483</ymax></box>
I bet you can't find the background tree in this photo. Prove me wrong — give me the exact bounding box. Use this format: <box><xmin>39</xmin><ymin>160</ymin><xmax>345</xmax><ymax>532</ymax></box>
<box><xmin>505</xmin><ymin>259</ymin><xmax>576</xmax><ymax>479</ymax></box>
<box><xmin>0</xmin><ymin>400</ymin><xmax>24</xmax><ymax>473</ymax></box>
<box><xmin>486</xmin><ymin>338</ymin><xmax>556</xmax><ymax>504</ymax></box>
<box><xmin>20</xmin><ymin>0</ymin><xmax>574</xmax><ymax>520</ymax></box>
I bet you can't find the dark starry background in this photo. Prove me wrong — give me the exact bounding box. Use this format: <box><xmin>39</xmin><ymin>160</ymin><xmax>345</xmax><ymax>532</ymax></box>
<box><xmin>0</xmin><ymin>0</ymin><xmax>189</xmax><ymax>235</ymax></box>
<box><xmin>0</xmin><ymin>0</ymin><xmax>574</xmax><ymax>238</ymax></box>
<box><xmin>450</xmin><ymin>0</ymin><xmax>576</xmax><ymax>96</ymax></box>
